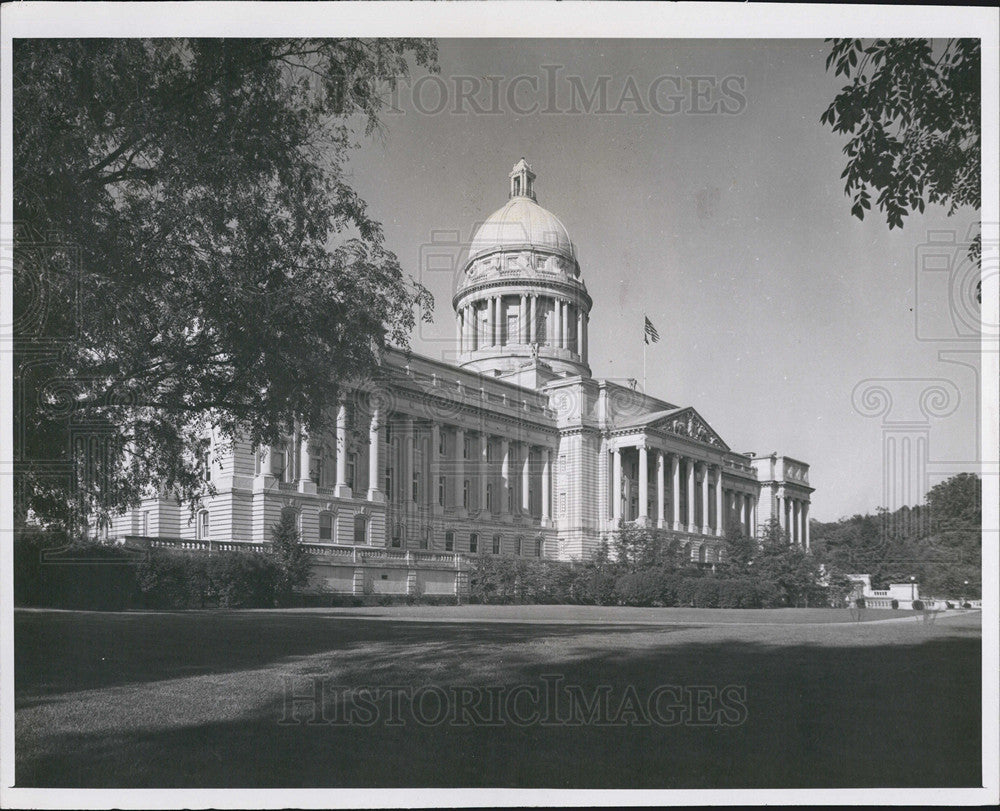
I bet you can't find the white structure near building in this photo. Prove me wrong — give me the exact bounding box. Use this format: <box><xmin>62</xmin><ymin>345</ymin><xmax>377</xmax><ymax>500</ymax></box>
<box><xmin>112</xmin><ymin>159</ymin><xmax>813</xmax><ymax>594</ymax></box>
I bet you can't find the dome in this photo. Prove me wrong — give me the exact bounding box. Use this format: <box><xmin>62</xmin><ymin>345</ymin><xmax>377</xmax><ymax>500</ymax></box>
<box><xmin>468</xmin><ymin>195</ymin><xmax>575</xmax><ymax>262</ymax></box>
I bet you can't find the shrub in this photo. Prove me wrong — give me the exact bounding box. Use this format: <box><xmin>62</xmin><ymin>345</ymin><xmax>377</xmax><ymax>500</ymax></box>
<box><xmin>891</xmin><ymin>598</ymin><xmax>899</xmax><ymax>609</ymax></box>
<box><xmin>614</xmin><ymin>569</ymin><xmax>669</xmax><ymax>607</ymax></box>
<box><xmin>912</xmin><ymin>599</ymin><xmax>924</xmax><ymax>611</ymax></box>
<box><xmin>136</xmin><ymin>549</ymin><xmax>279</xmax><ymax>609</ymax></box>
<box><xmin>945</xmin><ymin>601</ymin><xmax>954</xmax><ymax>609</ymax></box>
<box><xmin>692</xmin><ymin>579</ymin><xmax>720</xmax><ymax>608</ymax></box>
<box><xmin>962</xmin><ymin>602</ymin><xmax>972</xmax><ymax>609</ymax></box>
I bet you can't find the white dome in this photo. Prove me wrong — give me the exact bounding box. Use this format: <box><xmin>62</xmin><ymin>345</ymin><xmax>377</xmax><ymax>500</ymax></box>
<box><xmin>468</xmin><ymin>197</ymin><xmax>575</xmax><ymax>261</ymax></box>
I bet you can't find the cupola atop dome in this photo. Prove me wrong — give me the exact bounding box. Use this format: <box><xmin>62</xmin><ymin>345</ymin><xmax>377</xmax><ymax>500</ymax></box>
<box><xmin>509</xmin><ymin>158</ymin><xmax>536</xmax><ymax>201</ymax></box>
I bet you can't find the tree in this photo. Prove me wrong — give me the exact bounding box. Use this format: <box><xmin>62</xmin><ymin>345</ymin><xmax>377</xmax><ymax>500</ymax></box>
<box><xmin>610</xmin><ymin>522</ymin><xmax>682</xmax><ymax>572</ymax></box>
<box><xmin>270</xmin><ymin>508</ymin><xmax>311</xmax><ymax>606</ymax></box>
<box><xmin>722</xmin><ymin>526</ymin><xmax>755</xmax><ymax>572</ymax></box>
<box><xmin>14</xmin><ymin>39</ymin><xmax>438</xmax><ymax>533</ymax></box>
<box><xmin>820</xmin><ymin>39</ymin><xmax>980</xmax><ymax>263</ymax></box>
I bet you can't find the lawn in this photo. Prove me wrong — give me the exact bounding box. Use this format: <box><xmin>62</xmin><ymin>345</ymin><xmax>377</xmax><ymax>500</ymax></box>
<box><xmin>14</xmin><ymin>606</ymin><xmax>982</xmax><ymax>788</ymax></box>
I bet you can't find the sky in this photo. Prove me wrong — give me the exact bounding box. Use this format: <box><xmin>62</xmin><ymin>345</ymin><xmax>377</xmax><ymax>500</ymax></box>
<box><xmin>345</xmin><ymin>39</ymin><xmax>982</xmax><ymax>523</ymax></box>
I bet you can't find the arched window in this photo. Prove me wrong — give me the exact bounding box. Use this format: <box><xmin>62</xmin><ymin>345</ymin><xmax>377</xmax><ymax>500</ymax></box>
<box><xmin>535</xmin><ymin>535</ymin><xmax>543</xmax><ymax>557</ymax></box>
<box><xmin>445</xmin><ymin>531</ymin><xmax>455</xmax><ymax>552</ymax></box>
<box><xmin>469</xmin><ymin>532</ymin><xmax>478</xmax><ymax>553</ymax></box>
<box><xmin>391</xmin><ymin>521</ymin><xmax>403</xmax><ymax>548</ymax></box>
<box><xmin>515</xmin><ymin>536</ymin><xmax>523</xmax><ymax>556</ymax></box>
<box><xmin>354</xmin><ymin>514</ymin><xmax>368</xmax><ymax>545</ymax></box>
<box><xmin>318</xmin><ymin>511</ymin><xmax>334</xmax><ymax>542</ymax></box>
<box><xmin>420</xmin><ymin>526</ymin><xmax>430</xmax><ymax>550</ymax></box>
<box><xmin>197</xmin><ymin>509</ymin><xmax>210</xmax><ymax>540</ymax></box>
<box><xmin>492</xmin><ymin>534</ymin><xmax>501</xmax><ymax>555</ymax></box>
<box><xmin>271</xmin><ymin>442</ymin><xmax>287</xmax><ymax>480</ymax></box>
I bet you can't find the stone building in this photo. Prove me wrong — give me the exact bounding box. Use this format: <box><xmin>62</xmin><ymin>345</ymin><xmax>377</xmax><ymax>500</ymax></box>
<box><xmin>112</xmin><ymin>159</ymin><xmax>813</xmax><ymax>593</ymax></box>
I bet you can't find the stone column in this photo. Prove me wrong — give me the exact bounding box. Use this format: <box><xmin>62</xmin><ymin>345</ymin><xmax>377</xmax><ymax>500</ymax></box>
<box><xmin>456</xmin><ymin>309</ymin><xmax>463</xmax><ymax>354</ymax></box>
<box><xmin>612</xmin><ymin>447</ymin><xmax>622</xmax><ymax>525</ymax></box>
<box><xmin>775</xmin><ymin>494</ymin><xmax>783</xmax><ymax>531</ymax></box>
<box><xmin>638</xmin><ymin>443</ymin><xmax>649</xmax><ymax>524</ymax></box>
<box><xmin>430</xmin><ymin>422</ymin><xmax>441</xmax><ymax>512</ymax></box>
<box><xmin>529</xmin><ymin>295</ymin><xmax>537</xmax><ymax>344</ymax></box>
<box><xmin>802</xmin><ymin>501</ymin><xmax>810</xmax><ymax>550</ymax></box>
<box><xmin>751</xmin><ymin>494</ymin><xmax>758</xmax><ymax>539</ymax></box>
<box><xmin>335</xmin><ymin>400</ymin><xmax>351</xmax><ymax>498</ymax></box>
<box><xmin>479</xmin><ymin>433</ymin><xmax>489</xmax><ymax>513</ymax></box>
<box><xmin>500</xmin><ymin>438</ymin><xmax>511</xmax><ymax>516</ymax></box>
<box><xmin>700</xmin><ymin>463</ymin><xmax>710</xmax><ymax>535</ymax></box>
<box><xmin>686</xmin><ymin>458</ymin><xmax>696</xmax><ymax>533</ymax></box>
<box><xmin>494</xmin><ymin>296</ymin><xmax>503</xmax><ymax>345</ymax></box>
<box><xmin>793</xmin><ymin>499</ymin><xmax>801</xmax><ymax>545</ymax></box>
<box><xmin>542</xmin><ymin>447</ymin><xmax>552</xmax><ymax>524</ymax></box>
<box><xmin>656</xmin><ymin>450</ymin><xmax>665</xmax><ymax>529</ymax></box>
<box><xmin>561</xmin><ymin>301</ymin><xmax>570</xmax><ymax>349</ymax></box>
<box><xmin>742</xmin><ymin>493</ymin><xmax>750</xmax><ymax>537</ymax></box>
<box><xmin>715</xmin><ymin>466</ymin><xmax>724</xmax><ymax>537</ymax></box>
<box><xmin>671</xmin><ymin>454</ymin><xmax>681</xmax><ymax>531</ymax></box>
<box><xmin>367</xmin><ymin>408</ymin><xmax>384</xmax><ymax>502</ymax></box>
<box><xmin>582</xmin><ymin>313</ymin><xmax>589</xmax><ymax>363</ymax></box>
<box><xmin>553</xmin><ymin>298</ymin><xmax>562</xmax><ymax>348</ymax></box>
<box><xmin>486</xmin><ymin>297</ymin><xmax>495</xmax><ymax>347</ymax></box>
<box><xmin>401</xmin><ymin>417</ymin><xmax>414</xmax><ymax>508</ymax></box>
<box><xmin>298</xmin><ymin>426</ymin><xmax>316</xmax><ymax>494</ymax></box>
<box><xmin>521</xmin><ymin>443</ymin><xmax>531</xmax><ymax>515</ymax></box>
<box><xmin>520</xmin><ymin>294</ymin><xmax>528</xmax><ymax>343</ymax></box>
<box><xmin>576</xmin><ymin>306</ymin><xmax>584</xmax><ymax>356</ymax></box>
<box><xmin>454</xmin><ymin>427</ymin><xmax>466</xmax><ymax>515</ymax></box>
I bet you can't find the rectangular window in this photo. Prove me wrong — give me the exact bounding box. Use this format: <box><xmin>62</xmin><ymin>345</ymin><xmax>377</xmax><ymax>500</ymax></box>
<box><xmin>347</xmin><ymin>453</ymin><xmax>357</xmax><ymax>490</ymax></box>
<box><xmin>492</xmin><ymin>534</ymin><xmax>501</xmax><ymax>555</ymax></box>
<box><xmin>413</xmin><ymin>471</ymin><xmax>420</xmax><ymax>502</ymax></box>
<box><xmin>204</xmin><ymin>451</ymin><xmax>212</xmax><ymax>482</ymax></box>
<box><xmin>506</xmin><ymin>313</ymin><xmax>517</xmax><ymax>345</ymax></box>
<box><xmin>140</xmin><ymin>510</ymin><xmax>149</xmax><ymax>537</ymax></box>
<box><xmin>385</xmin><ymin>467</ymin><xmax>393</xmax><ymax>501</ymax></box>
<box><xmin>463</xmin><ymin>479</ymin><xmax>470</xmax><ymax>509</ymax></box>
<box><xmin>270</xmin><ymin>446</ymin><xmax>286</xmax><ymax>479</ymax></box>
<box><xmin>487</xmin><ymin>442</ymin><xmax>494</xmax><ymax>463</ymax></box>
<box><xmin>486</xmin><ymin>483</ymin><xmax>494</xmax><ymax>513</ymax></box>
<box><xmin>354</xmin><ymin>515</ymin><xmax>367</xmax><ymax>545</ymax></box>
<box><xmin>420</xmin><ymin>527</ymin><xmax>429</xmax><ymax>550</ymax></box>
<box><xmin>438</xmin><ymin>476</ymin><xmax>446</xmax><ymax>507</ymax></box>
<box><xmin>463</xmin><ymin>437</ymin><xmax>470</xmax><ymax>459</ymax></box>
<box><xmin>319</xmin><ymin>512</ymin><xmax>333</xmax><ymax>541</ymax></box>
<box><xmin>515</xmin><ymin>536</ymin><xmax>523</xmax><ymax>556</ymax></box>
<box><xmin>445</xmin><ymin>531</ymin><xmax>454</xmax><ymax>552</ymax></box>
<box><xmin>391</xmin><ymin>523</ymin><xmax>402</xmax><ymax>548</ymax></box>
<box><xmin>310</xmin><ymin>453</ymin><xmax>322</xmax><ymax>486</ymax></box>
<box><xmin>439</xmin><ymin>432</ymin><xmax>446</xmax><ymax>456</ymax></box>
<box><xmin>469</xmin><ymin>533</ymin><xmax>478</xmax><ymax>553</ymax></box>
<box><xmin>507</xmin><ymin>487</ymin><xmax>514</xmax><ymax>514</ymax></box>
<box><xmin>197</xmin><ymin>510</ymin><xmax>209</xmax><ymax>540</ymax></box>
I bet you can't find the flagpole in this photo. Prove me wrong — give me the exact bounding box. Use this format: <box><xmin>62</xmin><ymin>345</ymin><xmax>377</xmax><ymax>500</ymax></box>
<box><xmin>643</xmin><ymin>333</ymin><xmax>647</xmax><ymax>394</ymax></box>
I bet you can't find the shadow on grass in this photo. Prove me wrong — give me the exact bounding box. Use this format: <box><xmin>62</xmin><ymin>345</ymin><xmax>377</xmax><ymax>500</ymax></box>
<box><xmin>15</xmin><ymin>610</ymin><xmax>982</xmax><ymax>789</ymax></box>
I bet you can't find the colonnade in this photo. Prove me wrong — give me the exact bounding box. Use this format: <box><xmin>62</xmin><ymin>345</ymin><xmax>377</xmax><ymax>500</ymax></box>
<box><xmin>609</xmin><ymin>444</ymin><xmax>757</xmax><ymax>538</ymax></box>
<box><xmin>457</xmin><ymin>292</ymin><xmax>588</xmax><ymax>360</ymax></box>
<box><xmin>775</xmin><ymin>493</ymin><xmax>811</xmax><ymax>549</ymax></box>
<box><xmin>265</xmin><ymin>402</ymin><xmax>555</xmax><ymax>527</ymax></box>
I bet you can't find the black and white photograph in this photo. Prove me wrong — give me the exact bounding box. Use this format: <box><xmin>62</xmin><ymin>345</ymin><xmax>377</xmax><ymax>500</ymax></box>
<box><xmin>1</xmin><ymin>2</ymin><xmax>997</xmax><ymax>807</ymax></box>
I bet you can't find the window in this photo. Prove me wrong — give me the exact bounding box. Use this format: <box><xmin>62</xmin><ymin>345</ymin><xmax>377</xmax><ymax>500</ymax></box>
<box><xmin>203</xmin><ymin>450</ymin><xmax>212</xmax><ymax>482</ymax></box>
<box><xmin>391</xmin><ymin>522</ymin><xmax>402</xmax><ymax>548</ymax></box>
<box><xmin>513</xmin><ymin>176</ymin><xmax>521</xmax><ymax>196</ymax></box>
<box><xmin>487</xmin><ymin>442</ymin><xmax>494</xmax><ymax>463</ymax></box>
<box><xmin>354</xmin><ymin>514</ymin><xmax>368</xmax><ymax>545</ymax></box>
<box><xmin>420</xmin><ymin>526</ymin><xmax>429</xmax><ymax>550</ymax></box>
<box><xmin>463</xmin><ymin>437</ymin><xmax>470</xmax><ymax>459</ymax></box>
<box><xmin>439</xmin><ymin>432</ymin><xmax>446</xmax><ymax>456</ymax></box>
<box><xmin>347</xmin><ymin>453</ymin><xmax>357</xmax><ymax>491</ymax></box>
<box><xmin>507</xmin><ymin>487</ymin><xmax>514</xmax><ymax>514</ymax></box>
<box><xmin>413</xmin><ymin>471</ymin><xmax>420</xmax><ymax>502</ymax></box>
<box><xmin>310</xmin><ymin>452</ymin><xmax>322</xmax><ymax>486</ymax></box>
<box><xmin>469</xmin><ymin>533</ymin><xmax>478</xmax><ymax>553</ymax></box>
<box><xmin>197</xmin><ymin>509</ymin><xmax>209</xmax><ymax>540</ymax></box>
<box><xmin>463</xmin><ymin>479</ymin><xmax>470</xmax><ymax>509</ymax></box>
<box><xmin>445</xmin><ymin>531</ymin><xmax>454</xmax><ymax>552</ymax></box>
<box><xmin>319</xmin><ymin>512</ymin><xmax>333</xmax><ymax>542</ymax></box>
<box><xmin>492</xmin><ymin>534</ymin><xmax>501</xmax><ymax>555</ymax></box>
<box><xmin>515</xmin><ymin>536</ymin><xmax>523</xmax><ymax>556</ymax></box>
<box><xmin>535</xmin><ymin>536</ymin><xmax>543</xmax><ymax>557</ymax></box>
<box><xmin>385</xmin><ymin>466</ymin><xmax>394</xmax><ymax>501</ymax></box>
<box><xmin>140</xmin><ymin>510</ymin><xmax>149</xmax><ymax>537</ymax></box>
<box><xmin>486</xmin><ymin>483</ymin><xmax>494</xmax><ymax>513</ymax></box>
<box><xmin>270</xmin><ymin>444</ymin><xmax>286</xmax><ymax>479</ymax></box>
<box><xmin>438</xmin><ymin>476</ymin><xmax>446</xmax><ymax>507</ymax></box>
<box><xmin>506</xmin><ymin>313</ymin><xmax>517</xmax><ymax>345</ymax></box>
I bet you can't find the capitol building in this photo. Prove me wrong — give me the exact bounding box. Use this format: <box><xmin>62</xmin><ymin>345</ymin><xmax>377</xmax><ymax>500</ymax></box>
<box><xmin>112</xmin><ymin>160</ymin><xmax>813</xmax><ymax>595</ymax></box>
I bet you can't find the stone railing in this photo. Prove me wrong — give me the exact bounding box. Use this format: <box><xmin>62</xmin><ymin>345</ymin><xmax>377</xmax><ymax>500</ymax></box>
<box><xmin>121</xmin><ymin>536</ymin><xmax>466</xmax><ymax>568</ymax></box>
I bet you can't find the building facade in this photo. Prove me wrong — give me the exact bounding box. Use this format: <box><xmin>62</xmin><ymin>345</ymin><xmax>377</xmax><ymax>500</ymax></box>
<box><xmin>112</xmin><ymin>160</ymin><xmax>813</xmax><ymax>593</ymax></box>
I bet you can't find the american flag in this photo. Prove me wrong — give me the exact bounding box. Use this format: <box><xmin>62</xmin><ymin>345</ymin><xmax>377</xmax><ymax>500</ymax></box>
<box><xmin>644</xmin><ymin>315</ymin><xmax>660</xmax><ymax>345</ymax></box>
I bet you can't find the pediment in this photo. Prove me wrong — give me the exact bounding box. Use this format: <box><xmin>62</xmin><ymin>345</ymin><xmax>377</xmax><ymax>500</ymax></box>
<box><xmin>650</xmin><ymin>407</ymin><xmax>730</xmax><ymax>450</ymax></box>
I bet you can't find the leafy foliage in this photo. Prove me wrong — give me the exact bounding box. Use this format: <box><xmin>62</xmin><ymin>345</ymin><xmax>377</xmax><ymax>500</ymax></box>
<box><xmin>821</xmin><ymin>38</ymin><xmax>980</xmax><ymax>230</ymax></box>
<box><xmin>14</xmin><ymin>38</ymin><xmax>438</xmax><ymax>532</ymax></box>
<box><xmin>811</xmin><ymin>473</ymin><xmax>981</xmax><ymax>598</ymax></box>
<box><xmin>270</xmin><ymin>508</ymin><xmax>312</xmax><ymax>606</ymax></box>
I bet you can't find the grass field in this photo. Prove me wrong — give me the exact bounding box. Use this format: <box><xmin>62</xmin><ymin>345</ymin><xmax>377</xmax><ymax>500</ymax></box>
<box><xmin>14</xmin><ymin>606</ymin><xmax>982</xmax><ymax>788</ymax></box>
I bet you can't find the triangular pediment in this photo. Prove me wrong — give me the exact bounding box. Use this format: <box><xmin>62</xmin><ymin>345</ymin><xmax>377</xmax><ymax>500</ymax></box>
<box><xmin>648</xmin><ymin>407</ymin><xmax>730</xmax><ymax>451</ymax></box>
